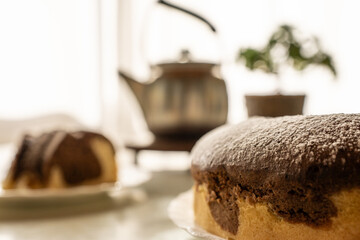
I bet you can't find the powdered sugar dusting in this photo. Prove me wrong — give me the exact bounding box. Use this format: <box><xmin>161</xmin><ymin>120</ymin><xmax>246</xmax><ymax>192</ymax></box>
<box><xmin>191</xmin><ymin>114</ymin><xmax>360</xmax><ymax>175</ymax></box>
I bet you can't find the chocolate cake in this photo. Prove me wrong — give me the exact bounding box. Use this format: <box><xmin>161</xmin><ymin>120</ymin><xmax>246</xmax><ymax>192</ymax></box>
<box><xmin>3</xmin><ymin>131</ymin><xmax>117</xmax><ymax>189</ymax></box>
<box><xmin>191</xmin><ymin>114</ymin><xmax>360</xmax><ymax>240</ymax></box>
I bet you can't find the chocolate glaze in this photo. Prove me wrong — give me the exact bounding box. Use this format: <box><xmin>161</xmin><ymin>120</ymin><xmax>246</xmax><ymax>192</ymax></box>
<box><xmin>191</xmin><ymin>114</ymin><xmax>360</xmax><ymax>234</ymax></box>
<box><xmin>10</xmin><ymin>131</ymin><xmax>115</xmax><ymax>187</ymax></box>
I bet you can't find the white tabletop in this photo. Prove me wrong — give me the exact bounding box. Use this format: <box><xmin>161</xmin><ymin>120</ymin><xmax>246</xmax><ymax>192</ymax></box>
<box><xmin>0</xmin><ymin>145</ymin><xmax>199</xmax><ymax>240</ymax></box>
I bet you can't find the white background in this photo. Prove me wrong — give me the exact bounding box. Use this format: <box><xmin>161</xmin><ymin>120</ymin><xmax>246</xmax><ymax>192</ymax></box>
<box><xmin>1</xmin><ymin>0</ymin><xmax>360</xmax><ymax>142</ymax></box>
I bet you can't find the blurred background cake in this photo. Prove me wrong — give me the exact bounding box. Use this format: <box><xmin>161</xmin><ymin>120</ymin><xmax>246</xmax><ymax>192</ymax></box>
<box><xmin>3</xmin><ymin>130</ymin><xmax>117</xmax><ymax>189</ymax></box>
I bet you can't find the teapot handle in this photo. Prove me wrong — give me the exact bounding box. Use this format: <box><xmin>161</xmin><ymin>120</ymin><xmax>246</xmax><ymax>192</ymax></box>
<box><xmin>157</xmin><ymin>0</ymin><xmax>216</xmax><ymax>33</ymax></box>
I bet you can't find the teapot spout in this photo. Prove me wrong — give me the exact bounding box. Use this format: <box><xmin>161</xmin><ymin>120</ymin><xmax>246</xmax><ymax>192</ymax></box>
<box><xmin>118</xmin><ymin>70</ymin><xmax>146</xmax><ymax>111</ymax></box>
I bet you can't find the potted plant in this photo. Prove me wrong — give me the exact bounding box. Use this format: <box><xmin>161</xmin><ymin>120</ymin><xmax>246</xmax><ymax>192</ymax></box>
<box><xmin>237</xmin><ymin>24</ymin><xmax>336</xmax><ymax>117</ymax></box>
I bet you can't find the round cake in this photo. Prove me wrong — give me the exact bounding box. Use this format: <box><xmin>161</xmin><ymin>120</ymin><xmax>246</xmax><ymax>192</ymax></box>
<box><xmin>191</xmin><ymin>114</ymin><xmax>360</xmax><ymax>240</ymax></box>
<box><xmin>3</xmin><ymin>130</ymin><xmax>117</xmax><ymax>189</ymax></box>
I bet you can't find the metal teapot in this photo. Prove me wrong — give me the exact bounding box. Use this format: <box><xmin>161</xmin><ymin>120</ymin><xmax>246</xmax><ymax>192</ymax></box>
<box><xmin>118</xmin><ymin>1</ymin><xmax>228</xmax><ymax>139</ymax></box>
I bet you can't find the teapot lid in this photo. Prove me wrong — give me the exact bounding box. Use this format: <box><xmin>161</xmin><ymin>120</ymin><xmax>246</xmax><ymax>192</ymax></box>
<box><xmin>155</xmin><ymin>50</ymin><xmax>219</xmax><ymax>73</ymax></box>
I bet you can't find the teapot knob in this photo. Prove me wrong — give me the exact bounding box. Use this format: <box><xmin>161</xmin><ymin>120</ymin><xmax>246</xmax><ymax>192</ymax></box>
<box><xmin>179</xmin><ymin>49</ymin><xmax>192</xmax><ymax>63</ymax></box>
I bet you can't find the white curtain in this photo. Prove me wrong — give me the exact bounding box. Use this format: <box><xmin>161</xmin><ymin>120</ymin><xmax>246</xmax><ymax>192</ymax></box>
<box><xmin>0</xmin><ymin>0</ymin><xmax>149</xmax><ymax>145</ymax></box>
<box><xmin>0</xmin><ymin>0</ymin><xmax>101</xmax><ymax>127</ymax></box>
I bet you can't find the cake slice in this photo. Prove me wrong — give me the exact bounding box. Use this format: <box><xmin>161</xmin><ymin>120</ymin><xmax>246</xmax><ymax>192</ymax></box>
<box><xmin>3</xmin><ymin>130</ymin><xmax>117</xmax><ymax>189</ymax></box>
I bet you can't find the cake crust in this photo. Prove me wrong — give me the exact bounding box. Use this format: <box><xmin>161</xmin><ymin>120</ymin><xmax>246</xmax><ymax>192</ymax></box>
<box><xmin>194</xmin><ymin>185</ymin><xmax>360</xmax><ymax>240</ymax></box>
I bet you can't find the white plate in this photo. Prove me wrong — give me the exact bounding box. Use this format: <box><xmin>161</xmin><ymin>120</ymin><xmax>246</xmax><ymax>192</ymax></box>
<box><xmin>168</xmin><ymin>190</ymin><xmax>225</xmax><ymax>240</ymax></box>
<box><xmin>0</xmin><ymin>182</ymin><xmax>122</xmax><ymax>200</ymax></box>
<box><xmin>0</xmin><ymin>144</ymin><xmax>151</xmax><ymax>201</ymax></box>
<box><xmin>0</xmin><ymin>166</ymin><xmax>150</xmax><ymax>201</ymax></box>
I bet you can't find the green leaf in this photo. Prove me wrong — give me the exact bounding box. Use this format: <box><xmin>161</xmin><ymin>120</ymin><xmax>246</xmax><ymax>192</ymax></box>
<box><xmin>236</xmin><ymin>24</ymin><xmax>337</xmax><ymax>78</ymax></box>
<box><xmin>237</xmin><ymin>48</ymin><xmax>276</xmax><ymax>74</ymax></box>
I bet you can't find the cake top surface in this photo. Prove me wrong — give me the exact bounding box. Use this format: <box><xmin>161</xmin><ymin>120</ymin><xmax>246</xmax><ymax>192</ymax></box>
<box><xmin>191</xmin><ymin>114</ymin><xmax>360</xmax><ymax>188</ymax></box>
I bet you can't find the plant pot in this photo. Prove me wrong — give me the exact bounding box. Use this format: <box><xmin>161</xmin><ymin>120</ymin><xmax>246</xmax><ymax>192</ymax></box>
<box><xmin>245</xmin><ymin>94</ymin><xmax>305</xmax><ymax>117</ymax></box>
